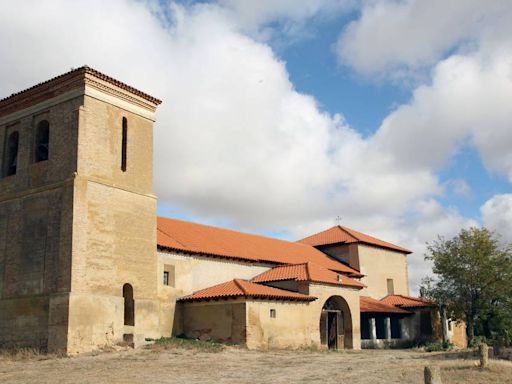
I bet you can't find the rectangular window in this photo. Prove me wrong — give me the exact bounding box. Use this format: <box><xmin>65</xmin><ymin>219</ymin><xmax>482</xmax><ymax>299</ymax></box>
<box><xmin>163</xmin><ymin>265</ymin><xmax>175</xmax><ymax>287</ymax></box>
<box><xmin>270</xmin><ymin>309</ymin><xmax>276</xmax><ymax>318</ymax></box>
<box><xmin>386</xmin><ymin>278</ymin><xmax>394</xmax><ymax>295</ymax></box>
<box><xmin>121</xmin><ymin>117</ymin><xmax>127</xmax><ymax>172</ymax></box>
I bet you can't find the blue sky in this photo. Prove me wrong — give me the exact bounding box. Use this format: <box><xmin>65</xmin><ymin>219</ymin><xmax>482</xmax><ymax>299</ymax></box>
<box><xmin>1</xmin><ymin>0</ymin><xmax>511</xmax><ymax>290</ymax></box>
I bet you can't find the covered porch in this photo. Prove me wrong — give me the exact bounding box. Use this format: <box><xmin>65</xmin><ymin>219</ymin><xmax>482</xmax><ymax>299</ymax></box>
<box><xmin>359</xmin><ymin>296</ymin><xmax>411</xmax><ymax>348</ymax></box>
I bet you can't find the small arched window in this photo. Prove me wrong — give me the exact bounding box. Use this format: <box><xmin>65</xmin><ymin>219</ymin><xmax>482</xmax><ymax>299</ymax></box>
<box><xmin>35</xmin><ymin>120</ymin><xmax>49</xmax><ymax>162</ymax></box>
<box><xmin>4</xmin><ymin>131</ymin><xmax>19</xmax><ymax>176</ymax></box>
<box><xmin>123</xmin><ymin>283</ymin><xmax>134</xmax><ymax>326</ymax></box>
<box><xmin>121</xmin><ymin>117</ymin><xmax>127</xmax><ymax>172</ymax></box>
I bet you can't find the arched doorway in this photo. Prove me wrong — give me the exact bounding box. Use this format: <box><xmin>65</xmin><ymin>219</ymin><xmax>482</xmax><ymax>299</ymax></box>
<box><xmin>123</xmin><ymin>283</ymin><xmax>134</xmax><ymax>326</ymax></box>
<box><xmin>320</xmin><ymin>296</ymin><xmax>353</xmax><ymax>349</ymax></box>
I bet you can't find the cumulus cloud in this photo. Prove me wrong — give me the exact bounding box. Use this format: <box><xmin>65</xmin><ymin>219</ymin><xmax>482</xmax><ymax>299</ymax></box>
<box><xmin>368</xmin><ymin>53</ymin><xmax>512</xmax><ymax>181</ymax></box>
<box><xmin>219</xmin><ymin>0</ymin><xmax>355</xmax><ymax>41</ymax></box>
<box><xmin>481</xmin><ymin>194</ymin><xmax>512</xmax><ymax>243</ymax></box>
<box><xmin>1</xmin><ymin>0</ymin><xmax>509</xmax><ymax>292</ymax></box>
<box><xmin>336</xmin><ymin>0</ymin><xmax>512</xmax><ymax>77</ymax></box>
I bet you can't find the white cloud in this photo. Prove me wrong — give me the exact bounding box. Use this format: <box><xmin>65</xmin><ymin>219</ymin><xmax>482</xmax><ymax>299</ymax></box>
<box><xmin>1</xmin><ymin>0</ymin><xmax>507</xmax><ymax>294</ymax></box>
<box><xmin>368</xmin><ymin>53</ymin><xmax>512</xmax><ymax>182</ymax></box>
<box><xmin>219</xmin><ymin>0</ymin><xmax>355</xmax><ymax>41</ymax></box>
<box><xmin>336</xmin><ymin>0</ymin><xmax>512</xmax><ymax>77</ymax></box>
<box><xmin>481</xmin><ymin>194</ymin><xmax>512</xmax><ymax>243</ymax></box>
<box><xmin>332</xmin><ymin>0</ymin><xmax>512</xmax><ymax>289</ymax></box>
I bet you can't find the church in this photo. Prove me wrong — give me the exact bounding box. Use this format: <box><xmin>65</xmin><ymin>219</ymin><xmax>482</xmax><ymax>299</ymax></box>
<box><xmin>0</xmin><ymin>67</ymin><xmax>466</xmax><ymax>353</ymax></box>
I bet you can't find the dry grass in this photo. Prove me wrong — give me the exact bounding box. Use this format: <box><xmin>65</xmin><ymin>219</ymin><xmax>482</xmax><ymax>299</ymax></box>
<box><xmin>0</xmin><ymin>347</ymin><xmax>68</xmax><ymax>362</ymax></box>
<box><xmin>1</xmin><ymin>346</ymin><xmax>511</xmax><ymax>383</ymax></box>
<box><xmin>149</xmin><ymin>337</ymin><xmax>226</xmax><ymax>353</ymax></box>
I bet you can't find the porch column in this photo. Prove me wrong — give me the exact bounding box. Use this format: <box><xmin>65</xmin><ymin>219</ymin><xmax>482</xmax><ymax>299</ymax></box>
<box><xmin>385</xmin><ymin>317</ymin><xmax>391</xmax><ymax>340</ymax></box>
<box><xmin>370</xmin><ymin>318</ymin><xmax>377</xmax><ymax>340</ymax></box>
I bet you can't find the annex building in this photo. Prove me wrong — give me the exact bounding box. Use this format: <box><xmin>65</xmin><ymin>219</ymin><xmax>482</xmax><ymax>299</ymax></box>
<box><xmin>0</xmin><ymin>67</ymin><xmax>466</xmax><ymax>353</ymax></box>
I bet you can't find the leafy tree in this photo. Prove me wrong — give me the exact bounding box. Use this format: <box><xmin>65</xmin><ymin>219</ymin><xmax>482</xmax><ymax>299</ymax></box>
<box><xmin>421</xmin><ymin>227</ymin><xmax>512</xmax><ymax>345</ymax></box>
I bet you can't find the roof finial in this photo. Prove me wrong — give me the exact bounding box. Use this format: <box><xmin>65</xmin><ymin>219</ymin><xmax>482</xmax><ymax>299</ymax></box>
<box><xmin>335</xmin><ymin>215</ymin><xmax>342</xmax><ymax>225</ymax></box>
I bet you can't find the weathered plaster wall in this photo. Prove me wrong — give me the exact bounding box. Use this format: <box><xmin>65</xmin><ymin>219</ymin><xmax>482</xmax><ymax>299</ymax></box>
<box><xmin>245</xmin><ymin>283</ymin><xmax>362</xmax><ymax>350</ymax></box>
<box><xmin>181</xmin><ymin>300</ymin><xmax>246</xmax><ymax>343</ymax></box>
<box><xmin>318</xmin><ymin>243</ymin><xmax>409</xmax><ymax>299</ymax></box>
<box><xmin>157</xmin><ymin>250</ymin><xmax>271</xmax><ymax>337</ymax></box>
<box><xmin>245</xmin><ymin>300</ymin><xmax>315</xmax><ymax>349</ymax></box>
<box><xmin>356</xmin><ymin>245</ymin><xmax>409</xmax><ymax>298</ymax></box>
<box><xmin>306</xmin><ymin>284</ymin><xmax>362</xmax><ymax>350</ymax></box>
<box><xmin>449</xmin><ymin>321</ymin><xmax>467</xmax><ymax>348</ymax></box>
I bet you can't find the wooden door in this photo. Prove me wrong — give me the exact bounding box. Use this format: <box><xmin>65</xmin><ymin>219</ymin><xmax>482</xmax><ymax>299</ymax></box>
<box><xmin>320</xmin><ymin>310</ymin><xmax>328</xmax><ymax>346</ymax></box>
<box><xmin>337</xmin><ymin>311</ymin><xmax>345</xmax><ymax>349</ymax></box>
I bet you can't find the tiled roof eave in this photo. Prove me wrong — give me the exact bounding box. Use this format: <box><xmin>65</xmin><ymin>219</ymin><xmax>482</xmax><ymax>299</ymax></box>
<box><xmin>178</xmin><ymin>294</ymin><xmax>317</xmax><ymax>303</ymax></box>
<box><xmin>259</xmin><ymin>277</ymin><xmax>364</xmax><ymax>290</ymax></box>
<box><xmin>358</xmin><ymin>241</ymin><xmax>412</xmax><ymax>254</ymax></box>
<box><xmin>361</xmin><ymin>310</ymin><xmax>413</xmax><ymax>315</ymax></box>
<box><xmin>0</xmin><ymin>66</ymin><xmax>162</xmax><ymax>106</ymax></box>
<box><xmin>157</xmin><ymin>244</ymin><xmax>281</xmax><ymax>267</ymax></box>
<box><xmin>157</xmin><ymin>244</ymin><xmax>357</xmax><ymax>275</ymax></box>
<box><xmin>317</xmin><ymin>239</ymin><xmax>411</xmax><ymax>254</ymax></box>
<box><xmin>396</xmin><ymin>304</ymin><xmax>435</xmax><ymax>308</ymax></box>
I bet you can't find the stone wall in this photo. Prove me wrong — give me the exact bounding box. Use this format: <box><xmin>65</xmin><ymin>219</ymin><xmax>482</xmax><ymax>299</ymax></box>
<box><xmin>0</xmin><ymin>70</ymin><xmax>162</xmax><ymax>353</ymax></box>
<box><xmin>0</xmin><ymin>94</ymin><xmax>81</xmax><ymax>350</ymax></box>
<box><xmin>66</xmin><ymin>94</ymin><xmax>161</xmax><ymax>353</ymax></box>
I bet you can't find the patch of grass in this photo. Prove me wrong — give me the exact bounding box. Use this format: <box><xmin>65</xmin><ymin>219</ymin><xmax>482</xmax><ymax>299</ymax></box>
<box><xmin>148</xmin><ymin>337</ymin><xmax>226</xmax><ymax>353</ymax></box>
<box><xmin>0</xmin><ymin>347</ymin><xmax>66</xmax><ymax>361</ymax></box>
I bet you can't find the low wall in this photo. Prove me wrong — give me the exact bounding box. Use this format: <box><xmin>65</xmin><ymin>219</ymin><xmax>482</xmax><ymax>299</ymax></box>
<box><xmin>182</xmin><ymin>300</ymin><xmax>246</xmax><ymax>343</ymax></box>
<box><xmin>246</xmin><ymin>300</ymin><xmax>316</xmax><ymax>349</ymax></box>
<box><xmin>361</xmin><ymin>339</ymin><xmax>411</xmax><ymax>349</ymax></box>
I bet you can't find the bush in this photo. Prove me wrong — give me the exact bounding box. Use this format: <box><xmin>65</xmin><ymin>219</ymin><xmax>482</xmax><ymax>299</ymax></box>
<box><xmin>469</xmin><ymin>336</ymin><xmax>492</xmax><ymax>348</ymax></box>
<box><xmin>424</xmin><ymin>341</ymin><xmax>454</xmax><ymax>352</ymax></box>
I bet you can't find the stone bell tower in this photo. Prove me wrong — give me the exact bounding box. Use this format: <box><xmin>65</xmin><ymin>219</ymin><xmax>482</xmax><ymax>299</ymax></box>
<box><xmin>0</xmin><ymin>66</ymin><xmax>162</xmax><ymax>353</ymax></box>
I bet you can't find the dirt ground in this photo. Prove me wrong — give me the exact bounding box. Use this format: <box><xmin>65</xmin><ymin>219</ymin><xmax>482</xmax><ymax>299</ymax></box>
<box><xmin>1</xmin><ymin>347</ymin><xmax>512</xmax><ymax>384</ymax></box>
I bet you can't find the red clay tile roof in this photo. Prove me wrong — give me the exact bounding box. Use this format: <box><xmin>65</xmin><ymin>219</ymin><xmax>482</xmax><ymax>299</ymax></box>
<box><xmin>0</xmin><ymin>65</ymin><xmax>162</xmax><ymax>105</ymax></box>
<box><xmin>360</xmin><ymin>296</ymin><xmax>411</xmax><ymax>314</ymax></box>
<box><xmin>252</xmin><ymin>262</ymin><xmax>365</xmax><ymax>289</ymax></box>
<box><xmin>178</xmin><ymin>279</ymin><xmax>317</xmax><ymax>302</ymax></box>
<box><xmin>157</xmin><ymin>217</ymin><xmax>363</xmax><ymax>276</ymax></box>
<box><xmin>298</xmin><ymin>225</ymin><xmax>412</xmax><ymax>254</ymax></box>
<box><xmin>380</xmin><ymin>294</ymin><xmax>434</xmax><ymax>308</ymax></box>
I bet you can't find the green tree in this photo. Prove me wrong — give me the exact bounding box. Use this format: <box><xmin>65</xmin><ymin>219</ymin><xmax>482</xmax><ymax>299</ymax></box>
<box><xmin>421</xmin><ymin>227</ymin><xmax>512</xmax><ymax>345</ymax></box>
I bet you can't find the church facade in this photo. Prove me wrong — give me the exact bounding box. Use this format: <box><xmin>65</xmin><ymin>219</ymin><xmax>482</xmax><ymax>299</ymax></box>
<box><xmin>0</xmin><ymin>67</ymin><xmax>466</xmax><ymax>353</ymax></box>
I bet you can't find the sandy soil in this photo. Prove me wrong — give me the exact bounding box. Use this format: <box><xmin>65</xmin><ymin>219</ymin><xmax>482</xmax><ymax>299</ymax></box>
<box><xmin>1</xmin><ymin>347</ymin><xmax>511</xmax><ymax>384</ymax></box>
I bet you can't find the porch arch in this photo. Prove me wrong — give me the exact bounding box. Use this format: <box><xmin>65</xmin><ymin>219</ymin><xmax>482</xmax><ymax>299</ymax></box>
<box><xmin>320</xmin><ymin>295</ymin><xmax>353</xmax><ymax>349</ymax></box>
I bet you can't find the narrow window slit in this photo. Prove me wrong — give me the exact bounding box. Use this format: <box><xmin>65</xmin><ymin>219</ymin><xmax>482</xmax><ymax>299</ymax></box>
<box><xmin>35</xmin><ymin>120</ymin><xmax>50</xmax><ymax>162</ymax></box>
<box><xmin>121</xmin><ymin>117</ymin><xmax>128</xmax><ymax>172</ymax></box>
<box><xmin>4</xmin><ymin>131</ymin><xmax>19</xmax><ymax>176</ymax></box>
